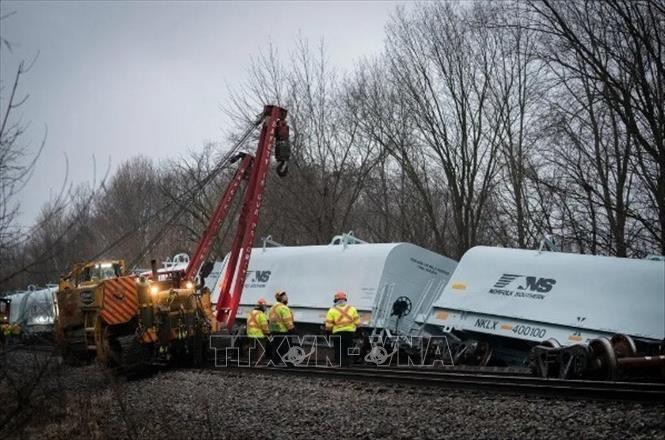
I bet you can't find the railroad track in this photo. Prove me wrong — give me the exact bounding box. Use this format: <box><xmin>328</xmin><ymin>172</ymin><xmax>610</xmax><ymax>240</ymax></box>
<box><xmin>6</xmin><ymin>345</ymin><xmax>663</xmax><ymax>402</ymax></box>
<box><xmin>211</xmin><ymin>363</ymin><xmax>665</xmax><ymax>402</ymax></box>
<box><xmin>213</xmin><ymin>358</ymin><xmax>532</xmax><ymax>377</ymax></box>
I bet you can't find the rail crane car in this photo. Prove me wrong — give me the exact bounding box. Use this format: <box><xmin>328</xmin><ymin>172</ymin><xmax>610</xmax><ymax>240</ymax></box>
<box><xmin>423</xmin><ymin>245</ymin><xmax>665</xmax><ymax>379</ymax></box>
<box><xmin>206</xmin><ymin>232</ymin><xmax>458</xmax><ymax>359</ymax></box>
<box><xmin>55</xmin><ymin>105</ymin><xmax>291</xmax><ymax>373</ymax></box>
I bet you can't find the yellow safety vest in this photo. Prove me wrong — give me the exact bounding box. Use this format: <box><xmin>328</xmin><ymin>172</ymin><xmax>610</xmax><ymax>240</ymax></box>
<box><xmin>246</xmin><ymin>309</ymin><xmax>270</xmax><ymax>338</ymax></box>
<box><xmin>325</xmin><ymin>304</ymin><xmax>360</xmax><ymax>333</ymax></box>
<box><xmin>269</xmin><ymin>303</ymin><xmax>294</xmax><ymax>333</ymax></box>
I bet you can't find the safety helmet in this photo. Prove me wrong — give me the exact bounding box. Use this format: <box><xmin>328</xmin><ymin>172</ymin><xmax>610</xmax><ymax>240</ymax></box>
<box><xmin>334</xmin><ymin>291</ymin><xmax>347</xmax><ymax>302</ymax></box>
<box><xmin>257</xmin><ymin>298</ymin><xmax>267</xmax><ymax>306</ymax></box>
<box><xmin>275</xmin><ymin>290</ymin><xmax>287</xmax><ymax>300</ymax></box>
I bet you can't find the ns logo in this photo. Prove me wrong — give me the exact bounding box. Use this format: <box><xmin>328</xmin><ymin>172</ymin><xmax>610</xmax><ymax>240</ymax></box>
<box><xmin>248</xmin><ymin>270</ymin><xmax>271</xmax><ymax>283</ymax></box>
<box><xmin>493</xmin><ymin>274</ymin><xmax>557</xmax><ymax>293</ymax></box>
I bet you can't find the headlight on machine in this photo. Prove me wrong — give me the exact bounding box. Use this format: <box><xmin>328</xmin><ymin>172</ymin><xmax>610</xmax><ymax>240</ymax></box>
<box><xmin>150</xmin><ymin>285</ymin><xmax>159</xmax><ymax>296</ymax></box>
<box><xmin>184</xmin><ymin>281</ymin><xmax>194</xmax><ymax>290</ymax></box>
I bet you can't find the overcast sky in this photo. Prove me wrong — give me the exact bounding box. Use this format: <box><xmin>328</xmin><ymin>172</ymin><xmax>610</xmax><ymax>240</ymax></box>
<box><xmin>0</xmin><ymin>0</ymin><xmax>401</xmax><ymax>228</ymax></box>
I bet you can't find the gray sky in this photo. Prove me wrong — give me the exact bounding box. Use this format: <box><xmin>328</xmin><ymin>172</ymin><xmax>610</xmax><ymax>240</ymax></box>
<box><xmin>0</xmin><ymin>0</ymin><xmax>400</xmax><ymax>228</ymax></box>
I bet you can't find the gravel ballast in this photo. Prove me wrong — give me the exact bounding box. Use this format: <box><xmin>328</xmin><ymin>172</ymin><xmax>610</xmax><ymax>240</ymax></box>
<box><xmin>2</xmin><ymin>351</ymin><xmax>663</xmax><ymax>440</ymax></box>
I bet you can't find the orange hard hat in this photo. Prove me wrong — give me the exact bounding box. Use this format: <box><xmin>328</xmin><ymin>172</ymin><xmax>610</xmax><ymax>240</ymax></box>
<box><xmin>334</xmin><ymin>291</ymin><xmax>347</xmax><ymax>302</ymax></box>
<box><xmin>275</xmin><ymin>290</ymin><xmax>286</xmax><ymax>300</ymax></box>
<box><xmin>257</xmin><ymin>298</ymin><xmax>267</xmax><ymax>306</ymax></box>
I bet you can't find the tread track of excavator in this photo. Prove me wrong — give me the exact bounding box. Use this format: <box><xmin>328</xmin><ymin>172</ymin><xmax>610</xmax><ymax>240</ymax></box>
<box><xmin>61</xmin><ymin>327</ymin><xmax>91</xmax><ymax>366</ymax></box>
<box><xmin>116</xmin><ymin>334</ymin><xmax>153</xmax><ymax>377</ymax></box>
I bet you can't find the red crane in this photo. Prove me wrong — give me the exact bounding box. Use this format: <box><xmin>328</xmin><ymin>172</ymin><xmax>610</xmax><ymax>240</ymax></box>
<box><xmin>183</xmin><ymin>105</ymin><xmax>290</xmax><ymax>331</ymax></box>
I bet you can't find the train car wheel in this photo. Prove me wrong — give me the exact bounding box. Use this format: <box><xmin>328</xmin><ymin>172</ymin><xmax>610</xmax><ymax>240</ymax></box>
<box><xmin>477</xmin><ymin>341</ymin><xmax>493</xmax><ymax>366</ymax></box>
<box><xmin>452</xmin><ymin>340</ymin><xmax>492</xmax><ymax>366</ymax></box>
<box><xmin>610</xmin><ymin>334</ymin><xmax>637</xmax><ymax>358</ymax></box>
<box><xmin>541</xmin><ymin>338</ymin><xmax>561</xmax><ymax>348</ymax></box>
<box><xmin>589</xmin><ymin>338</ymin><xmax>617</xmax><ymax>380</ymax></box>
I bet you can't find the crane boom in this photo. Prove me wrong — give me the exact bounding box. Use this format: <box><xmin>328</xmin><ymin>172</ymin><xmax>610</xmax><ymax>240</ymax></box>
<box><xmin>215</xmin><ymin>105</ymin><xmax>289</xmax><ymax>330</ymax></box>
<box><xmin>55</xmin><ymin>105</ymin><xmax>289</xmax><ymax>372</ymax></box>
<box><xmin>184</xmin><ymin>154</ymin><xmax>253</xmax><ymax>281</ymax></box>
<box><xmin>178</xmin><ymin>104</ymin><xmax>289</xmax><ymax>331</ymax></box>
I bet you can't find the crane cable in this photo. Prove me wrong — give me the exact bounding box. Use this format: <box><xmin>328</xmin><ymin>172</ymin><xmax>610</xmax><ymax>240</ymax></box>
<box><xmin>123</xmin><ymin>116</ymin><xmax>263</xmax><ymax>270</ymax></box>
<box><xmin>1</xmin><ymin>114</ymin><xmax>264</xmax><ymax>284</ymax></box>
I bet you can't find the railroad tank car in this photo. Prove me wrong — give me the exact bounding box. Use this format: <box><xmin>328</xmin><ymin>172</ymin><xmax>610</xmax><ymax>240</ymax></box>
<box><xmin>7</xmin><ymin>291</ymin><xmax>29</xmax><ymax>325</ymax></box>
<box><xmin>206</xmin><ymin>233</ymin><xmax>458</xmax><ymax>336</ymax></box>
<box><xmin>422</xmin><ymin>246</ymin><xmax>665</xmax><ymax>367</ymax></box>
<box><xmin>7</xmin><ymin>285</ymin><xmax>58</xmax><ymax>339</ymax></box>
<box><xmin>23</xmin><ymin>285</ymin><xmax>58</xmax><ymax>336</ymax></box>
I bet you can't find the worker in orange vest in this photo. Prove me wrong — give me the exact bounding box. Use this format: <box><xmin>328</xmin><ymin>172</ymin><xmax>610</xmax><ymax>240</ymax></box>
<box><xmin>324</xmin><ymin>291</ymin><xmax>360</xmax><ymax>367</ymax></box>
<box><xmin>269</xmin><ymin>290</ymin><xmax>295</xmax><ymax>365</ymax></box>
<box><xmin>246</xmin><ymin>298</ymin><xmax>270</xmax><ymax>365</ymax></box>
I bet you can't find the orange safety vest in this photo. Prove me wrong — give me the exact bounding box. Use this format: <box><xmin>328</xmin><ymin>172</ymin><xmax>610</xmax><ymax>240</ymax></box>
<box><xmin>325</xmin><ymin>304</ymin><xmax>360</xmax><ymax>333</ymax></box>
<box><xmin>247</xmin><ymin>309</ymin><xmax>270</xmax><ymax>338</ymax></box>
<box><xmin>269</xmin><ymin>303</ymin><xmax>294</xmax><ymax>332</ymax></box>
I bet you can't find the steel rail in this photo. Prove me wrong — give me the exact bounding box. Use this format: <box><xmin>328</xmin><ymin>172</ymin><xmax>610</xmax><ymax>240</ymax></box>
<box><xmin>8</xmin><ymin>345</ymin><xmax>663</xmax><ymax>401</ymax></box>
<box><xmin>211</xmin><ymin>364</ymin><xmax>665</xmax><ymax>402</ymax></box>
<box><xmin>215</xmin><ymin>359</ymin><xmax>533</xmax><ymax>377</ymax></box>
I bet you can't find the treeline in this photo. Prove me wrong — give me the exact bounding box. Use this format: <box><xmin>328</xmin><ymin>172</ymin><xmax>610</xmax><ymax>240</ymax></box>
<box><xmin>1</xmin><ymin>0</ymin><xmax>663</xmax><ymax>289</ymax></box>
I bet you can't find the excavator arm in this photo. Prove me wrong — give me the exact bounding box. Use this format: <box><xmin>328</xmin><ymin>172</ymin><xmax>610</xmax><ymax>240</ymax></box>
<box><xmin>182</xmin><ymin>105</ymin><xmax>290</xmax><ymax>331</ymax></box>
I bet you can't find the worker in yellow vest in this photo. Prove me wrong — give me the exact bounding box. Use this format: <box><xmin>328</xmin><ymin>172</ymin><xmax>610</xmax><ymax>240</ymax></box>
<box><xmin>325</xmin><ymin>291</ymin><xmax>360</xmax><ymax>367</ymax></box>
<box><xmin>246</xmin><ymin>298</ymin><xmax>270</xmax><ymax>365</ymax></box>
<box><xmin>268</xmin><ymin>290</ymin><xmax>295</xmax><ymax>365</ymax></box>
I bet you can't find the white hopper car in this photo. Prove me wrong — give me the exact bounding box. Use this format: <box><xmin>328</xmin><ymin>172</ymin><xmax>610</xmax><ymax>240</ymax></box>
<box><xmin>204</xmin><ymin>236</ymin><xmax>663</xmax><ymax>376</ymax></box>
<box><xmin>422</xmin><ymin>246</ymin><xmax>665</xmax><ymax>377</ymax></box>
<box><xmin>205</xmin><ymin>234</ymin><xmax>458</xmax><ymax>336</ymax></box>
<box><xmin>7</xmin><ymin>284</ymin><xmax>58</xmax><ymax>338</ymax></box>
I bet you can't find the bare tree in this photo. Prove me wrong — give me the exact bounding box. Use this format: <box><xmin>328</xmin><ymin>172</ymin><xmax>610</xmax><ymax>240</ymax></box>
<box><xmin>227</xmin><ymin>39</ymin><xmax>381</xmax><ymax>245</ymax></box>
<box><xmin>527</xmin><ymin>0</ymin><xmax>665</xmax><ymax>253</ymax></box>
<box><xmin>93</xmin><ymin>155</ymin><xmax>175</xmax><ymax>263</ymax></box>
<box><xmin>483</xmin><ymin>5</ymin><xmax>550</xmax><ymax>249</ymax></box>
<box><xmin>346</xmin><ymin>57</ymin><xmax>453</xmax><ymax>251</ymax></box>
<box><xmin>0</xmin><ymin>12</ymin><xmax>45</xmax><ymax>260</ymax></box>
<box><xmin>355</xmin><ymin>2</ymin><xmax>506</xmax><ymax>258</ymax></box>
<box><xmin>159</xmin><ymin>144</ymin><xmax>242</xmax><ymax>261</ymax></box>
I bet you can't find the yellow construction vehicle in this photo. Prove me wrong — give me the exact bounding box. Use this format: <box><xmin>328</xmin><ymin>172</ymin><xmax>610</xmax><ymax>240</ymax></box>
<box><xmin>54</xmin><ymin>105</ymin><xmax>290</xmax><ymax>374</ymax></box>
<box><xmin>56</xmin><ymin>259</ymin><xmax>127</xmax><ymax>364</ymax></box>
<box><xmin>55</xmin><ymin>258</ymin><xmax>216</xmax><ymax>372</ymax></box>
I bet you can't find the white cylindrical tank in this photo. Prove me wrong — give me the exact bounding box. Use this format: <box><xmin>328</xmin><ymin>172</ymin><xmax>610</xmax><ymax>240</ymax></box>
<box><xmin>425</xmin><ymin>246</ymin><xmax>665</xmax><ymax>345</ymax></box>
<box><xmin>8</xmin><ymin>291</ymin><xmax>29</xmax><ymax>324</ymax></box>
<box><xmin>23</xmin><ymin>285</ymin><xmax>58</xmax><ymax>332</ymax></box>
<box><xmin>207</xmin><ymin>240</ymin><xmax>458</xmax><ymax>334</ymax></box>
<box><xmin>7</xmin><ymin>285</ymin><xmax>58</xmax><ymax>333</ymax></box>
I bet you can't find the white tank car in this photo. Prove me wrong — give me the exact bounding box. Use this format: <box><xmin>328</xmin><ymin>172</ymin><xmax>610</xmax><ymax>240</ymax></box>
<box><xmin>8</xmin><ymin>291</ymin><xmax>29</xmax><ymax>324</ymax></box>
<box><xmin>424</xmin><ymin>246</ymin><xmax>665</xmax><ymax>347</ymax></box>
<box><xmin>8</xmin><ymin>285</ymin><xmax>58</xmax><ymax>336</ymax></box>
<box><xmin>206</xmin><ymin>234</ymin><xmax>458</xmax><ymax>334</ymax></box>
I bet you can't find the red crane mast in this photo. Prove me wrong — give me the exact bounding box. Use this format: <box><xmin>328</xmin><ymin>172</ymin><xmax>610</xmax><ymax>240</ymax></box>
<box><xmin>183</xmin><ymin>105</ymin><xmax>290</xmax><ymax>330</ymax></box>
